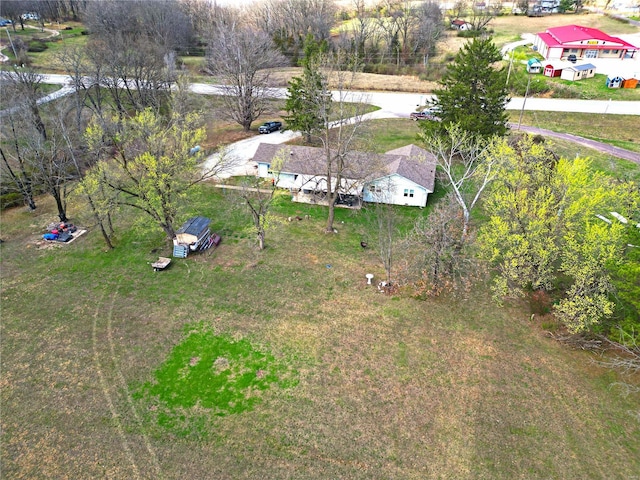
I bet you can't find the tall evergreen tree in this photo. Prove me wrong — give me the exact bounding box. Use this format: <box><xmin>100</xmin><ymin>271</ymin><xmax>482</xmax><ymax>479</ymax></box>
<box><xmin>284</xmin><ymin>35</ymin><xmax>329</xmax><ymax>142</ymax></box>
<box><xmin>427</xmin><ymin>37</ymin><xmax>509</xmax><ymax>139</ymax></box>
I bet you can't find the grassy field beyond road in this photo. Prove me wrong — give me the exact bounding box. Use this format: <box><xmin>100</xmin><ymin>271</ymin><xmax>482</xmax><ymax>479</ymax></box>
<box><xmin>1</xmin><ymin>183</ymin><xmax>639</xmax><ymax>478</ymax></box>
<box><xmin>511</xmin><ymin>111</ymin><xmax>640</xmax><ymax>154</ymax></box>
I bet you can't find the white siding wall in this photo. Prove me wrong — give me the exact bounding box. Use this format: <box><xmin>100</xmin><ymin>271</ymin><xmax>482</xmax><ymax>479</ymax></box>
<box><xmin>258</xmin><ymin>162</ymin><xmax>361</xmax><ymax>195</ymax></box>
<box><xmin>257</xmin><ymin>162</ymin><xmax>270</xmax><ymax>178</ymax></box>
<box><xmin>259</xmin><ymin>163</ymin><xmax>429</xmax><ymax>207</ymax></box>
<box><xmin>548</xmin><ymin>47</ymin><xmax>563</xmax><ymax>60</ymax></box>
<box><xmin>258</xmin><ymin>163</ymin><xmax>299</xmax><ymax>189</ymax></box>
<box><xmin>363</xmin><ymin>174</ymin><xmax>428</xmax><ymax>207</ymax></box>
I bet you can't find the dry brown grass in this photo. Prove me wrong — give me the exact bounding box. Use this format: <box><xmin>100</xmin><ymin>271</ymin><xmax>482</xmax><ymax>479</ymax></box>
<box><xmin>267</xmin><ymin>66</ymin><xmax>438</xmax><ymax>92</ymax></box>
<box><xmin>2</xmin><ymin>188</ymin><xmax>639</xmax><ymax>479</ymax></box>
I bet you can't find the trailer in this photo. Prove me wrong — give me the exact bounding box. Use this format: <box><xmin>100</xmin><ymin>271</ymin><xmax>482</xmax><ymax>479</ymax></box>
<box><xmin>152</xmin><ymin>257</ymin><xmax>172</xmax><ymax>271</ymax></box>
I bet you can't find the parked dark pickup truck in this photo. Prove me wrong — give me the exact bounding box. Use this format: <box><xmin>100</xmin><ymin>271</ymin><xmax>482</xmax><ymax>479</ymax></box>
<box><xmin>258</xmin><ymin>121</ymin><xmax>282</xmax><ymax>134</ymax></box>
<box><xmin>410</xmin><ymin>108</ymin><xmax>439</xmax><ymax>121</ymax></box>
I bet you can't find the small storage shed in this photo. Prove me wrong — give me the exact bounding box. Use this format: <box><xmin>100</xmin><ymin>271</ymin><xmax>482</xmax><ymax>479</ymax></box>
<box><xmin>543</xmin><ymin>62</ymin><xmax>563</xmax><ymax>77</ymax></box>
<box><xmin>622</xmin><ymin>77</ymin><xmax>639</xmax><ymax>89</ymax></box>
<box><xmin>560</xmin><ymin>63</ymin><xmax>596</xmax><ymax>81</ymax></box>
<box><xmin>606</xmin><ymin>75</ymin><xmax>623</xmax><ymax>88</ymax></box>
<box><xmin>451</xmin><ymin>19</ymin><xmax>472</xmax><ymax>30</ymax></box>
<box><xmin>527</xmin><ymin>58</ymin><xmax>542</xmax><ymax>74</ymax></box>
<box><xmin>173</xmin><ymin>216</ymin><xmax>213</xmax><ymax>257</ymax></box>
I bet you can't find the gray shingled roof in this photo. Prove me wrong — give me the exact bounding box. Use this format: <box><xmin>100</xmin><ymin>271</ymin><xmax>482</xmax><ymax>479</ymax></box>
<box><xmin>383</xmin><ymin>145</ymin><xmax>436</xmax><ymax>191</ymax></box>
<box><xmin>253</xmin><ymin>143</ymin><xmax>437</xmax><ymax>191</ymax></box>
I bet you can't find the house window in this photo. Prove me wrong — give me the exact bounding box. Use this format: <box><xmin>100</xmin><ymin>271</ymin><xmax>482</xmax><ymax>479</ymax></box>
<box><xmin>403</xmin><ymin>189</ymin><xmax>415</xmax><ymax>198</ymax></box>
<box><xmin>612</xmin><ymin>49</ymin><xmax>619</xmax><ymax>54</ymax></box>
<box><xmin>603</xmin><ymin>49</ymin><xmax>610</xmax><ymax>54</ymax></box>
<box><xmin>369</xmin><ymin>185</ymin><xmax>382</xmax><ymax>193</ymax></box>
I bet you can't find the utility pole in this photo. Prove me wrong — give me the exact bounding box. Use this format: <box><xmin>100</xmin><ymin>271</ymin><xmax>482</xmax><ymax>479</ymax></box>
<box><xmin>517</xmin><ymin>73</ymin><xmax>531</xmax><ymax>130</ymax></box>
<box><xmin>6</xmin><ymin>28</ymin><xmax>18</xmax><ymax>60</ymax></box>
<box><xmin>506</xmin><ymin>48</ymin><xmax>515</xmax><ymax>86</ymax></box>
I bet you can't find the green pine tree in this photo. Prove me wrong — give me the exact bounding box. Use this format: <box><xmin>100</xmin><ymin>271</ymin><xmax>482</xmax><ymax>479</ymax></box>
<box><xmin>284</xmin><ymin>35</ymin><xmax>330</xmax><ymax>142</ymax></box>
<box><xmin>428</xmin><ymin>37</ymin><xmax>509</xmax><ymax>139</ymax></box>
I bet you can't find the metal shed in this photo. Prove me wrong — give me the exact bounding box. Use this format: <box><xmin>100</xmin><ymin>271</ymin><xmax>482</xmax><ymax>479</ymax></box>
<box><xmin>173</xmin><ymin>216</ymin><xmax>212</xmax><ymax>257</ymax></box>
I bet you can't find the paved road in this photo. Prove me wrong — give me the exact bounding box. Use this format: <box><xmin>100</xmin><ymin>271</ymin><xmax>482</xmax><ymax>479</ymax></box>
<box><xmin>4</xmin><ymin>73</ymin><xmax>639</xmax><ymax>170</ymax></box>
<box><xmin>27</xmin><ymin>75</ymin><xmax>640</xmax><ymax>117</ymax></box>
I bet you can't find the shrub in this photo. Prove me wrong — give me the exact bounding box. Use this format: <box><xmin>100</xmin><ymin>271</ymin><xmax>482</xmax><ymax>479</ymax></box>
<box><xmin>27</xmin><ymin>41</ymin><xmax>48</xmax><ymax>52</ymax></box>
<box><xmin>509</xmin><ymin>70</ymin><xmax>550</xmax><ymax>96</ymax></box>
<box><xmin>457</xmin><ymin>29</ymin><xmax>482</xmax><ymax>38</ymax></box>
<box><xmin>0</xmin><ymin>193</ymin><xmax>24</xmax><ymax>210</ymax></box>
<box><xmin>419</xmin><ymin>64</ymin><xmax>447</xmax><ymax>81</ymax></box>
<box><xmin>529</xmin><ymin>289</ymin><xmax>553</xmax><ymax>315</ymax></box>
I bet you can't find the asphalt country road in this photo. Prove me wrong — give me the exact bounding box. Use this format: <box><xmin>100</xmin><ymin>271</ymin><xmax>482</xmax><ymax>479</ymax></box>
<box><xmin>5</xmin><ymin>74</ymin><xmax>640</xmax><ymax>171</ymax></box>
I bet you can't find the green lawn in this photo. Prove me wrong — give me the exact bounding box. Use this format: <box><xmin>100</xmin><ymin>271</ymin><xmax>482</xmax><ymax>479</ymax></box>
<box><xmin>0</xmin><ymin>23</ymin><xmax>88</xmax><ymax>71</ymax></box>
<box><xmin>507</xmin><ymin>59</ymin><xmax>640</xmax><ymax>101</ymax></box>
<box><xmin>1</xmin><ymin>18</ymin><xmax>639</xmax><ymax>477</ymax></box>
<box><xmin>1</xmin><ymin>145</ymin><xmax>639</xmax><ymax>478</ymax></box>
<box><xmin>509</xmin><ymin>111</ymin><xmax>640</xmax><ymax>156</ymax></box>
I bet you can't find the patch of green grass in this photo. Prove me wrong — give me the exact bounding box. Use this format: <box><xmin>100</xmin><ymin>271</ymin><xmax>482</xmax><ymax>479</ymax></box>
<box><xmin>134</xmin><ymin>322</ymin><xmax>297</xmax><ymax>436</ymax></box>
<box><xmin>363</xmin><ymin>117</ymin><xmax>423</xmax><ymax>152</ymax></box>
<box><xmin>28</xmin><ymin>34</ymin><xmax>87</xmax><ymax>71</ymax></box>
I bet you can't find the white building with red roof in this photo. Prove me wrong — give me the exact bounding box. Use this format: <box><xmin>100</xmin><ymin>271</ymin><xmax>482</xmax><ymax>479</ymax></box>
<box><xmin>534</xmin><ymin>25</ymin><xmax>638</xmax><ymax>62</ymax></box>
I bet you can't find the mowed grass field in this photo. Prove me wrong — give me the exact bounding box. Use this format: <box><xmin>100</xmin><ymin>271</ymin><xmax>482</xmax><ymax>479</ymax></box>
<box><xmin>1</xmin><ymin>13</ymin><xmax>640</xmax><ymax>478</ymax></box>
<box><xmin>509</xmin><ymin>111</ymin><xmax>640</xmax><ymax>155</ymax></box>
<box><xmin>2</xmin><ymin>153</ymin><xmax>639</xmax><ymax>477</ymax></box>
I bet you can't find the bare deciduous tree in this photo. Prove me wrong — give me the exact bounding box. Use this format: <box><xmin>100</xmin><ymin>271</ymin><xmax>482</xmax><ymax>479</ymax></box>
<box><xmin>237</xmin><ymin>153</ymin><xmax>285</xmax><ymax>250</ymax></box>
<box><xmin>182</xmin><ymin>0</ymin><xmax>238</xmax><ymax>40</ymax></box>
<box><xmin>206</xmin><ymin>25</ymin><xmax>286</xmax><ymax>131</ymax></box>
<box><xmin>27</xmin><ymin>127</ymin><xmax>75</xmax><ymax>222</ymax></box>
<box><xmin>419</xmin><ymin>123</ymin><xmax>496</xmax><ymax>241</ymax></box>
<box><xmin>0</xmin><ymin>0</ymin><xmax>27</xmax><ymax>31</ymax></box>
<box><xmin>468</xmin><ymin>3</ymin><xmax>498</xmax><ymax>32</ymax></box>
<box><xmin>0</xmin><ymin>79</ymin><xmax>40</xmax><ymax>210</ymax></box>
<box><xmin>368</xmin><ymin>180</ymin><xmax>401</xmax><ymax>285</ymax></box>
<box><xmin>84</xmin><ymin>0</ymin><xmax>191</xmax><ymax>54</ymax></box>
<box><xmin>297</xmin><ymin>50</ymin><xmax>372</xmax><ymax>233</ymax></box>
<box><xmin>336</xmin><ymin>0</ymin><xmax>378</xmax><ymax>62</ymax></box>
<box><xmin>401</xmin><ymin>193</ymin><xmax>479</xmax><ymax>295</ymax></box>
<box><xmin>4</xmin><ymin>68</ymin><xmax>48</xmax><ymax>139</ymax></box>
<box><xmin>248</xmin><ymin>0</ymin><xmax>337</xmax><ymax>59</ymax></box>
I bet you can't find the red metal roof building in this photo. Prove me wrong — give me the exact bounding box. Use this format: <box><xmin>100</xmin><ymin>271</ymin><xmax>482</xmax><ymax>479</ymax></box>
<box><xmin>534</xmin><ymin>25</ymin><xmax>638</xmax><ymax>62</ymax></box>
